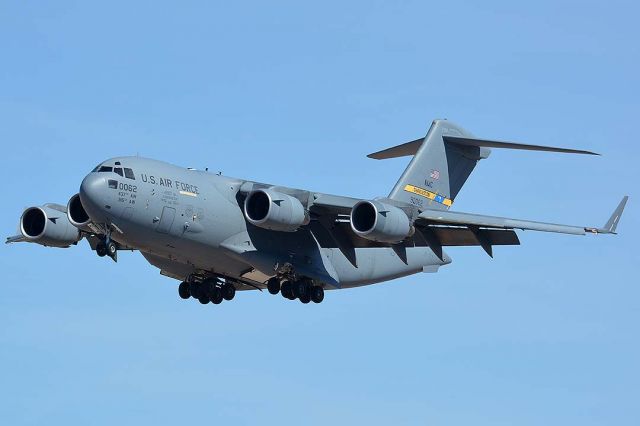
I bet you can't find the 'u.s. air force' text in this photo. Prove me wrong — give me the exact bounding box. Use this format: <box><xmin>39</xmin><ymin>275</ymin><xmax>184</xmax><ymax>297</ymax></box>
<box><xmin>140</xmin><ymin>174</ymin><xmax>199</xmax><ymax>194</ymax></box>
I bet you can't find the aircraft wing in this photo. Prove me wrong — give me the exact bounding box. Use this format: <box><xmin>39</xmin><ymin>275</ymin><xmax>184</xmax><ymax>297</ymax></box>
<box><xmin>238</xmin><ymin>181</ymin><xmax>362</xmax><ymax>216</ymax></box>
<box><xmin>309</xmin><ymin>193</ymin><xmax>361</xmax><ymax>215</ymax></box>
<box><xmin>417</xmin><ymin>196</ymin><xmax>628</xmax><ymax>235</ymax></box>
<box><xmin>415</xmin><ymin>196</ymin><xmax>628</xmax><ymax>257</ymax></box>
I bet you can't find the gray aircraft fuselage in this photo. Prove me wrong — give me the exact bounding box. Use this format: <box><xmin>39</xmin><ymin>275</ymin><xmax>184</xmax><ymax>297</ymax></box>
<box><xmin>80</xmin><ymin>156</ymin><xmax>447</xmax><ymax>289</ymax></box>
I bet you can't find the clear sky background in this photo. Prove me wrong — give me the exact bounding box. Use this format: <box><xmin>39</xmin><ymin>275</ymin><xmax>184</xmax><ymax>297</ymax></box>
<box><xmin>1</xmin><ymin>1</ymin><xmax>638</xmax><ymax>425</ymax></box>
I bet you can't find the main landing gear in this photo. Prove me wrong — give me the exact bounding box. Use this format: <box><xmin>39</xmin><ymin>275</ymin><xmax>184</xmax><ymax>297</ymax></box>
<box><xmin>178</xmin><ymin>277</ymin><xmax>236</xmax><ymax>305</ymax></box>
<box><xmin>266</xmin><ymin>277</ymin><xmax>324</xmax><ymax>304</ymax></box>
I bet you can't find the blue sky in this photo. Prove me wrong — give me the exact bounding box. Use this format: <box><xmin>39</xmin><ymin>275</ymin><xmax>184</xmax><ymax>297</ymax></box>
<box><xmin>1</xmin><ymin>1</ymin><xmax>638</xmax><ymax>424</ymax></box>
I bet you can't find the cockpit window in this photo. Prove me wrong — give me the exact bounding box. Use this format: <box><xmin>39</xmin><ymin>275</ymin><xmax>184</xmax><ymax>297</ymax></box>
<box><xmin>92</xmin><ymin>163</ymin><xmax>135</xmax><ymax>178</ymax></box>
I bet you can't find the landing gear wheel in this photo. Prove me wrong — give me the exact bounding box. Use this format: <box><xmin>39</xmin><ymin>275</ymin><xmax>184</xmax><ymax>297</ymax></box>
<box><xmin>106</xmin><ymin>241</ymin><xmax>117</xmax><ymax>257</ymax></box>
<box><xmin>310</xmin><ymin>286</ymin><xmax>324</xmax><ymax>304</ymax></box>
<box><xmin>96</xmin><ymin>241</ymin><xmax>107</xmax><ymax>257</ymax></box>
<box><xmin>281</xmin><ymin>280</ymin><xmax>294</xmax><ymax>299</ymax></box>
<box><xmin>222</xmin><ymin>283</ymin><xmax>236</xmax><ymax>301</ymax></box>
<box><xmin>198</xmin><ymin>296</ymin><xmax>209</xmax><ymax>304</ymax></box>
<box><xmin>267</xmin><ymin>277</ymin><xmax>280</xmax><ymax>295</ymax></box>
<box><xmin>199</xmin><ymin>278</ymin><xmax>215</xmax><ymax>296</ymax></box>
<box><xmin>299</xmin><ymin>293</ymin><xmax>311</xmax><ymax>304</ymax></box>
<box><xmin>178</xmin><ymin>281</ymin><xmax>190</xmax><ymax>299</ymax></box>
<box><xmin>293</xmin><ymin>280</ymin><xmax>310</xmax><ymax>299</ymax></box>
<box><xmin>210</xmin><ymin>287</ymin><xmax>223</xmax><ymax>304</ymax></box>
<box><xmin>189</xmin><ymin>282</ymin><xmax>202</xmax><ymax>299</ymax></box>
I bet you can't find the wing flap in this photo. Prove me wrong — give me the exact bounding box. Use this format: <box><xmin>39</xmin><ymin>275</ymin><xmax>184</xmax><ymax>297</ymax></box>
<box><xmin>430</xmin><ymin>227</ymin><xmax>520</xmax><ymax>246</ymax></box>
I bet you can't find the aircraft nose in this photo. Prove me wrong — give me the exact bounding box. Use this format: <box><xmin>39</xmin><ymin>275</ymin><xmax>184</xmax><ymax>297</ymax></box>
<box><xmin>79</xmin><ymin>174</ymin><xmax>108</xmax><ymax>221</ymax></box>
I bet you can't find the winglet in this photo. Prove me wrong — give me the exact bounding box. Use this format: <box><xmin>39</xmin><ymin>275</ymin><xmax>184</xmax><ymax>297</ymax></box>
<box><xmin>586</xmin><ymin>196</ymin><xmax>629</xmax><ymax>234</ymax></box>
<box><xmin>603</xmin><ymin>196</ymin><xmax>628</xmax><ymax>233</ymax></box>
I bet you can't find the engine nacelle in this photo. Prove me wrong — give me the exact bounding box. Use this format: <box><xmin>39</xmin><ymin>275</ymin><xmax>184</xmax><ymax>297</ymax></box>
<box><xmin>67</xmin><ymin>193</ymin><xmax>92</xmax><ymax>232</ymax></box>
<box><xmin>244</xmin><ymin>188</ymin><xmax>309</xmax><ymax>232</ymax></box>
<box><xmin>350</xmin><ymin>200</ymin><xmax>413</xmax><ymax>243</ymax></box>
<box><xmin>20</xmin><ymin>204</ymin><xmax>81</xmax><ymax>248</ymax></box>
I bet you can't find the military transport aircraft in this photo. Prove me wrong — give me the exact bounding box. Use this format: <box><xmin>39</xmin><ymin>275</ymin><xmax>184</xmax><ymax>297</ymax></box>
<box><xmin>7</xmin><ymin>120</ymin><xmax>628</xmax><ymax>305</ymax></box>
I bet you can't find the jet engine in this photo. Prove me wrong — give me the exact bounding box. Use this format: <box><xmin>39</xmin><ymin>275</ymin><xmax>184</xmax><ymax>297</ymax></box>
<box><xmin>350</xmin><ymin>200</ymin><xmax>413</xmax><ymax>243</ymax></box>
<box><xmin>244</xmin><ymin>188</ymin><xmax>309</xmax><ymax>232</ymax></box>
<box><xmin>19</xmin><ymin>204</ymin><xmax>81</xmax><ymax>247</ymax></box>
<box><xmin>67</xmin><ymin>193</ymin><xmax>92</xmax><ymax>231</ymax></box>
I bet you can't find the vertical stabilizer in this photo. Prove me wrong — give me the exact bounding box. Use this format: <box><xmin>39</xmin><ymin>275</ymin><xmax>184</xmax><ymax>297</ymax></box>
<box><xmin>386</xmin><ymin>120</ymin><xmax>489</xmax><ymax>210</ymax></box>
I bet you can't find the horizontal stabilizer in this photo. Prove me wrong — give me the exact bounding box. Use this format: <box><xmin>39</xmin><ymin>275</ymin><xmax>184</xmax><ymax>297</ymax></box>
<box><xmin>367</xmin><ymin>134</ymin><xmax>599</xmax><ymax>159</ymax></box>
<box><xmin>442</xmin><ymin>136</ymin><xmax>600</xmax><ymax>156</ymax></box>
<box><xmin>367</xmin><ymin>138</ymin><xmax>423</xmax><ymax>159</ymax></box>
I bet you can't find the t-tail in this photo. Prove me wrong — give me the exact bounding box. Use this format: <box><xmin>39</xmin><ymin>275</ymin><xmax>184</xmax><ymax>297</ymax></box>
<box><xmin>368</xmin><ymin>119</ymin><xmax>599</xmax><ymax>210</ymax></box>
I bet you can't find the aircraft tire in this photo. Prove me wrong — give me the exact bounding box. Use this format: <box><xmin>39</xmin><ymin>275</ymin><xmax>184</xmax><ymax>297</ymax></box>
<box><xmin>106</xmin><ymin>241</ymin><xmax>117</xmax><ymax>257</ymax></box>
<box><xmin>267</xmin><ymin>277</ymin><xmax>280</xmax><ymax>295</ymax></box>
<box><xmin>293</xmin><ymin>280</ymin><xmax>310</xmax><ymax>299</ymax></box>
<box><xmin>299</xmin><ymin>293</ymin><xmax>311</xmax><ymax>304</ymax></box>
<box><xmin>281</xmin><ymin>280</ymin><xmax>294</xmax><ymax>299</ymax></box>
<box><xmin>96</xmin><ymin>242</ymin><xmax>107</xmax><ymax>257</ymax></box>
<box><xmin>210</xmin><ymin>287</ymin><xmax>223</xmax><ymax>305</ymax></box>
<box><xmin>200</xmin><ymin>278</ymin><xmax>216</xmax><ymax>300</ymax></box>
<box><xmin>189</xmin><ymin>282</ymin><xmax>201</xmax><ymax>299</ymax></box>
<box><xmin>178</xmin><ymin>281</ymin><xmax>190</xmax><ymax>299</ymax></box>
<box><xmin>198</xmin><ymin>296</ymin><xmax>209</xmax><ymax>304</ymax></box>
<box><xmin>310</xmin><ymin>286</ymin><xmax>324</xmax><ymax>304</ymax></box>
<box><xmin>222</xmin><ymin>283</ymin><xmax>236</xmax><ymax>301</ymax></box>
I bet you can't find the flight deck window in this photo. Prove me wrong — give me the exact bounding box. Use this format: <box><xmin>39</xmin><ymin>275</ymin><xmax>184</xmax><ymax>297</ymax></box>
<box><xmin>114</xmin><ymin>167</ymin><xmax>123</xmax><ymax>176</ymax></box>
<box><xmin>98</xmin><ymin>166</ymin><xmax>113</xmax><ymax>173</ymax></box>
<box><xmin>124</xmin><ymin>168</ymin><xmax>135</xmax><ymax>180</ymax></box>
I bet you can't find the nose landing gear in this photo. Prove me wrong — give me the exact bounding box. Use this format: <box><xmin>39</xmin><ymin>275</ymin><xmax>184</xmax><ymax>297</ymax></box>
<box><xmin>95</xmin><ymin>237</ymin><xmax>118</xmax><ymax>261</ymax></box>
